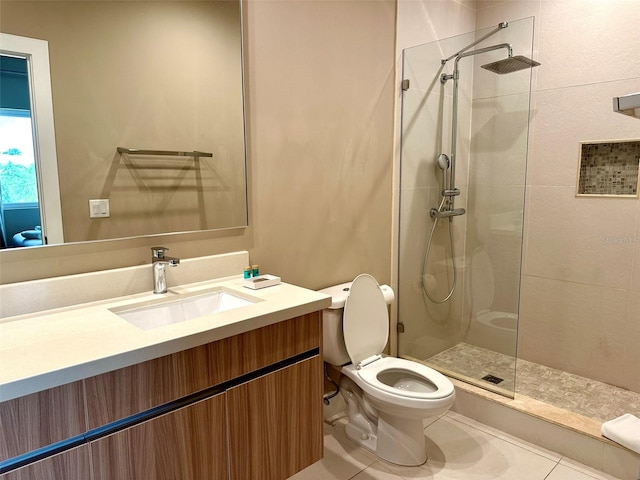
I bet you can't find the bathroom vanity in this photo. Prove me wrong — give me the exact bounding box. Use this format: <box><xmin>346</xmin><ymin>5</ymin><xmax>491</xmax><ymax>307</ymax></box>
<box><xmin>0</xmin><ymin>253</ymin><xmax>330</xmax><ymax>479</ymax></box>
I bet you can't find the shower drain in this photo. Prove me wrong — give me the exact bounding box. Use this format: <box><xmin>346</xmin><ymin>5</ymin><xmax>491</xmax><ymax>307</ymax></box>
<box><xmin>481</xmin><ymin>374</ymin><xmax>504</xmax><ymax>385</ymax></box>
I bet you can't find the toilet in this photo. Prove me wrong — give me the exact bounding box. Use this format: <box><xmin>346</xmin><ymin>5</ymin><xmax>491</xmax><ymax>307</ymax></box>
<box><xmin>319</xmin><ymin>274</ymin><xmax>455</xmax><ymax>466</ymax></box>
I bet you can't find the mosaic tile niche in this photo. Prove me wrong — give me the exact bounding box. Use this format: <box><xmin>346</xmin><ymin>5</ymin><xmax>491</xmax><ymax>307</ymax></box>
<box><xmin>577</xmin><ymin>140</ymin><xmax>640</xmax><ymax>196</ymax></box>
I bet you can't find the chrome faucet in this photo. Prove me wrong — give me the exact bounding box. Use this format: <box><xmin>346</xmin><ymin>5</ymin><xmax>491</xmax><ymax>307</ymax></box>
<box><xmin>151</xmin><ymin>246</ymin><xmax>180</xmax><ymax>294</ymax></box>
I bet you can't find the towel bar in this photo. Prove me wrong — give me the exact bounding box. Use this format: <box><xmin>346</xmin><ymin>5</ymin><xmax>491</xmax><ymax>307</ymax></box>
<box><xmin>117</xmin><ymin>147</ymin><xmax>213</xmax><ymax>158</ymax></box>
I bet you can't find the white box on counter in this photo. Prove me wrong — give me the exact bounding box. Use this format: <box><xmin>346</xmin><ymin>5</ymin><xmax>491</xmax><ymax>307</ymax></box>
<box><xmin>243</xmin><ymin>274</ymin><xmax>281</xmax><ymax>290</ymax></box>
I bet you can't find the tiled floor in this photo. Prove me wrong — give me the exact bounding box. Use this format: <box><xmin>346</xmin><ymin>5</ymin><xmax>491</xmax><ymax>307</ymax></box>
<box><xmin>290</xmin><ymin>411</ymin><xmax>623</xmax><ymax>480</ymax></box>
<box><xmin>427</xmin><ymin>343</ymin><xmax>640</xmax><ymax>422</ymax></box>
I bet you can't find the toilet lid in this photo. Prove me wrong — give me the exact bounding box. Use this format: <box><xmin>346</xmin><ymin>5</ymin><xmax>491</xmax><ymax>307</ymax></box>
<box><xmin>343</xmin><ymin>274</ymin><xmax>389</xmax><ymax>366</ymax></box>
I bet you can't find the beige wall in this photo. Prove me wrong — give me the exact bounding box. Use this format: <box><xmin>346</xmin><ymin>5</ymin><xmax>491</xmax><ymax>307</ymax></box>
<box><xmin>0</xmin><ymin>0</ymin><xmax>396</xmax><ymax>291</ymax></box>
<box><xmin>474</xmin><ymin>0</ymin><xmax>640</xmax><ymax>392</ymax></box>
<box><xmin>242</xmin><ymin>0</ymin><xmax>396</xmax><ymax>289</ymax></box>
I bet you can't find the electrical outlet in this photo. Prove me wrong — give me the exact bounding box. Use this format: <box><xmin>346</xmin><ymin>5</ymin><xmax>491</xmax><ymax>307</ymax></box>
<box><xmin>89</xmin><ymin>199</ymin><xmax>110</xmax><ymax>218</ymax></box>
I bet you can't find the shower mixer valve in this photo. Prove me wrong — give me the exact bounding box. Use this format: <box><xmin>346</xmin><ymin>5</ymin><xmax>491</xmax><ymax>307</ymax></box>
<box><xmin>430</xmin><ymin>206</ymin><xmax>466</xmax><ymax>219</ymax></box>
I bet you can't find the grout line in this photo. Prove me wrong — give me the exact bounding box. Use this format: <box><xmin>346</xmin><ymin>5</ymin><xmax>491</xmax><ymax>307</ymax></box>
<box><xmin>534</xmin><ymin>77</ymin><xmax>640</xmax><ymax>95</ymax></box>
<box><xmin>347</xmin><ymin>466</ymin><xmax>368</xmax><ymax>480</ymax></box>
<box><xmin>542</xmin><ymin>462</ymin><xmax>556</xmax><ymax>480</ymax></box>
<box><xmin>557</xmin><ymin>456</ymin><xmax>626</xmax><ymax>480</ymax></box>
<box><xmin>542</xmin><ymin>458</ymin><xmax>564</xmax><ymax>480</ymax></box>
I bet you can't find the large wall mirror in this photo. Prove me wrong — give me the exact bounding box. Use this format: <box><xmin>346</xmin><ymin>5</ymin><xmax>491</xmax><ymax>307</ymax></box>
<box><xmin>0</xmin><ymin>0</ymin><xmax>247</xmax><ymax>250</ymax></box>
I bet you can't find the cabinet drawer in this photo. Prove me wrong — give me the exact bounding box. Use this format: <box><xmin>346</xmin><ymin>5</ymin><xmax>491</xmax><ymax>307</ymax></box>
<box><xmin>90</xmin><ymin>393</ymin><xmax>227</xmax><ymax>480</ymax></box>
<box><xmin>85</xmin><ymin>311</ymin><xmax>321</xmax><ymax>429</ymax></box>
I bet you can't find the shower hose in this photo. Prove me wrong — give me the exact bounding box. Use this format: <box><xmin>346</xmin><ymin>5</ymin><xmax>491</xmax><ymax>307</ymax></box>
<box><xmin>422</xmin><ymin>196</ymin><xmax>457</xmax><ymax>304</ymax></box>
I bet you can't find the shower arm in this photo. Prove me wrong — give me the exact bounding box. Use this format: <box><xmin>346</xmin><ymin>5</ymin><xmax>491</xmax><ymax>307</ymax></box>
<box><xmin>441</xmin><ymin>43</ymin><xmax>513</xmax><ymax>83</ymax></box>
<box><xmin>453</xmin><ymin>43</ymin><xmax>512</xmax><ymax>71</ymax></box>
<box><xmin>441</xmin><ymin>21</ymin><xmax>508</xmax><ymax>65</ymax></box>
<box><xmin>441</xmin><ymin>42</ymin><xmax>512</xmax><ymax>211</ymax></box>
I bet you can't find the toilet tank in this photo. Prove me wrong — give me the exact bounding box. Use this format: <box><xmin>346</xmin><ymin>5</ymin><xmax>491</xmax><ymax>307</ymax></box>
<box><xmin>318</xmin><ymin>281</ymin><xmax>394</xmax><ymax>366</ymax></box>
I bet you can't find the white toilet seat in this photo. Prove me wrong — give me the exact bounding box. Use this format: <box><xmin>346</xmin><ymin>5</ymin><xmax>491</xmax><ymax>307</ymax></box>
<box><xmin>357</xmin><ymin>356</ymin><xmax>454</xmax><ymax>400</ymax></box>
<box><xmin>342</xmin><ymin>359</ymin><xmax>455</xmax><ymax>411</ymax></box>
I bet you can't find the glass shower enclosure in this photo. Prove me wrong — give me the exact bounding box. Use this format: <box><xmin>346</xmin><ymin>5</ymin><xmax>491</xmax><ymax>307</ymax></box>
<box><xmin>397</xmin><ymin>18</ymin><xmax>535</xmax><ymax>397</ymax></box>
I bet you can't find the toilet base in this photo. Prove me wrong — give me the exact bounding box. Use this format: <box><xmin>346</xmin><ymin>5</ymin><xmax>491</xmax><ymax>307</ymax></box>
<box><xmin>376</xmin><ymin>411</ymin><xmax>428</xmax><ymax>466</ymax></box>
<box><xmin>344</xmin><ymin>412</ymin><xmax>428</xmax><ymax>466</ymax></box>
<box><xmin>340</xmin><ymin>377</ymin><xmax>428</xmax><ymax>466</ymax></box>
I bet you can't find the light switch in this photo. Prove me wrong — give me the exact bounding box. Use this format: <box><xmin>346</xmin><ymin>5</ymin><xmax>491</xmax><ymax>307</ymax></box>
<box><xmin>89</xmin><ymin>199</ymin><xmax>110</xmax><ymax>218</ymax></box>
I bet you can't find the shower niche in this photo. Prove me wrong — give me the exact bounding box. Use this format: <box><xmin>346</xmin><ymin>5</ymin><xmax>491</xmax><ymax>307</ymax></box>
<box><xmin>576</xmin><ymin>140</ymin><xmax>640</xmax><ymax>197</ymax></box>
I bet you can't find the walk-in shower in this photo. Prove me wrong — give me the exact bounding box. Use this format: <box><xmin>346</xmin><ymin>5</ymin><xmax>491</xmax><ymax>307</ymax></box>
<box><xmin>398</xmin><ymin>18</ymin><xmax>537</xmax><ymax>397</ymax></box>
<box><xmin>398</xmin><ymin>15</ymin><xmax>640</xmax><ymax>478</ymax></box>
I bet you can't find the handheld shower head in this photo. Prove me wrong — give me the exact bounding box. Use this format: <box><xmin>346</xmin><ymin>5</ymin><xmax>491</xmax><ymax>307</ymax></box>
<box><xmin>437</xmin><ymin>153</ymin><xmax>450</xmax><ymax>170</ymax></box>
<box><xmin>481</xmin><ymin>55</ymin><xmax>540</xmax><ymax>74</ymax></box>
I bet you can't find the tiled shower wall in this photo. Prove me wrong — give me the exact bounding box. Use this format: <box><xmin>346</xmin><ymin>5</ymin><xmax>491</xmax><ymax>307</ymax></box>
<box><xmin>394</xmin><ymin>0</ymin><xmax>640</xmax><ymax>395</ymax></box>
<box><xmin>475</xmin><ymin>0</ymin><xmax>640</xmax><ymax>393</ymax></box>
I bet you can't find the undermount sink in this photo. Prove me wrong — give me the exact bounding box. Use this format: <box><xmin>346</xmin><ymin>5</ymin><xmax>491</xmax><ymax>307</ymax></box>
<box><xmin>111</xmin><ymin>288</ymin><xmax>257</xmax><ymax>330</ymax></box>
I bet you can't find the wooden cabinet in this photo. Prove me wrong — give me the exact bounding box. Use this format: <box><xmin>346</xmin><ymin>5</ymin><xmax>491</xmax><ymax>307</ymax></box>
<box><xmin>84</xmin><ymin>312</ymin><xmax>321</xmax><ymax>428</ymax></box>
<box><xmin>228</xmin><ymin>356</ymin><xmax>323</xmax><ymax>480</ymax></box>
<box><xmin>0</xmin><ymin>446</ymin><xmax>90</xmax><ymax>480</ymax></box>
<box><xmin>0</xmin><ymin>382</ymin><xmax>86</xmax><ymax>461</ymax></box>
<box><xmin>0</xmin><ymin>312</ymin><xmax>323</xmax><ymax>480</ymax></box>
<box><xmin>90</xmin><ymin>393</ymin><xmax>227</xmax><ymax>480</ymax></box>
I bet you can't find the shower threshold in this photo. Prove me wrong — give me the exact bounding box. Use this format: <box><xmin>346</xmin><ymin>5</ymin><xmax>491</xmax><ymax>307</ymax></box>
<box><xmin>423</xmin><ymin>342</ymin><xmax>640</xmax><ymax>423</ymax></box>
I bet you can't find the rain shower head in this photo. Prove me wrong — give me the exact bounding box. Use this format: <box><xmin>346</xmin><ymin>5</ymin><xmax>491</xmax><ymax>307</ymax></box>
<box><xmin>481</xmin><ymin>55</ymin><xmax>540</xmax><ymax>74</ymax></box>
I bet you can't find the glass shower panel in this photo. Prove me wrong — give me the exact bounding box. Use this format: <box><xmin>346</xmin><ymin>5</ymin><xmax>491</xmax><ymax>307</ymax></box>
<box><xmin>397</xmin><ymin>18</ymin><xmax>535</xmax><ymax>397</ymax></box>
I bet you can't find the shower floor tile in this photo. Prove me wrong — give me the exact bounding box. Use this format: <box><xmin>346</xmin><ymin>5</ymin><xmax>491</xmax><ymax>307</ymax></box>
<box><xmin>426</xmin><ymin>342</ymin><xmax>640</xmax><ymax>422</ymax></box>
<box><xmin>427</xmin><ymin>342</ymin><xmax>517</xmax><ymax>392</ymax></box>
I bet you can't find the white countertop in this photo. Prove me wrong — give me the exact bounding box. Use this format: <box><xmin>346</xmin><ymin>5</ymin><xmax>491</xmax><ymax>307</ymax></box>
<box><xmin>0</xmin><ymin>276</ymin><xmax>331</xmax><ymax>402</ymax></box>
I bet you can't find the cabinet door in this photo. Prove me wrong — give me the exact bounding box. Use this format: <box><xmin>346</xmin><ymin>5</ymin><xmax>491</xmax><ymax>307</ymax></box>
<box><xmin>227</xmin><ymin>356</ymin><xmax>323</xmax><ymax>480</ymax></box>
<box><xmin>90</xmin><ymin>392</ymin><xmax>227</xmax><ymax>480</ymax></box>
<box><xmin>0</xmin><ymin>382</ymin><xmax>86</xmax><ymax>461</ymax></box>
<box><xmin>0</xmin><ymin>445</ymin><xmax>90</xmax><ymax>480</ymax></box>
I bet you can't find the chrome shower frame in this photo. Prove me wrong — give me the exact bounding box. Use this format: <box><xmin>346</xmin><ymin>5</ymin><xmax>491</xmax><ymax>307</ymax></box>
<box><xmin>433</xmin><ymin>22</ymin><xmax>512</xmax><ymax>220</ymax></box>
<box><xmin>423</xmin><ymin>20</ymin><xmax>539</xmax><ymax>304</ymax></box>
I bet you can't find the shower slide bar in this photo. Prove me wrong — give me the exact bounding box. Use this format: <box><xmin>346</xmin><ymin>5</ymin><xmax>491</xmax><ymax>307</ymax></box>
<box><xmin>117</xmin><ymin>147</ymin><xmax>213</xmax><ymax>158</ymax></box>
